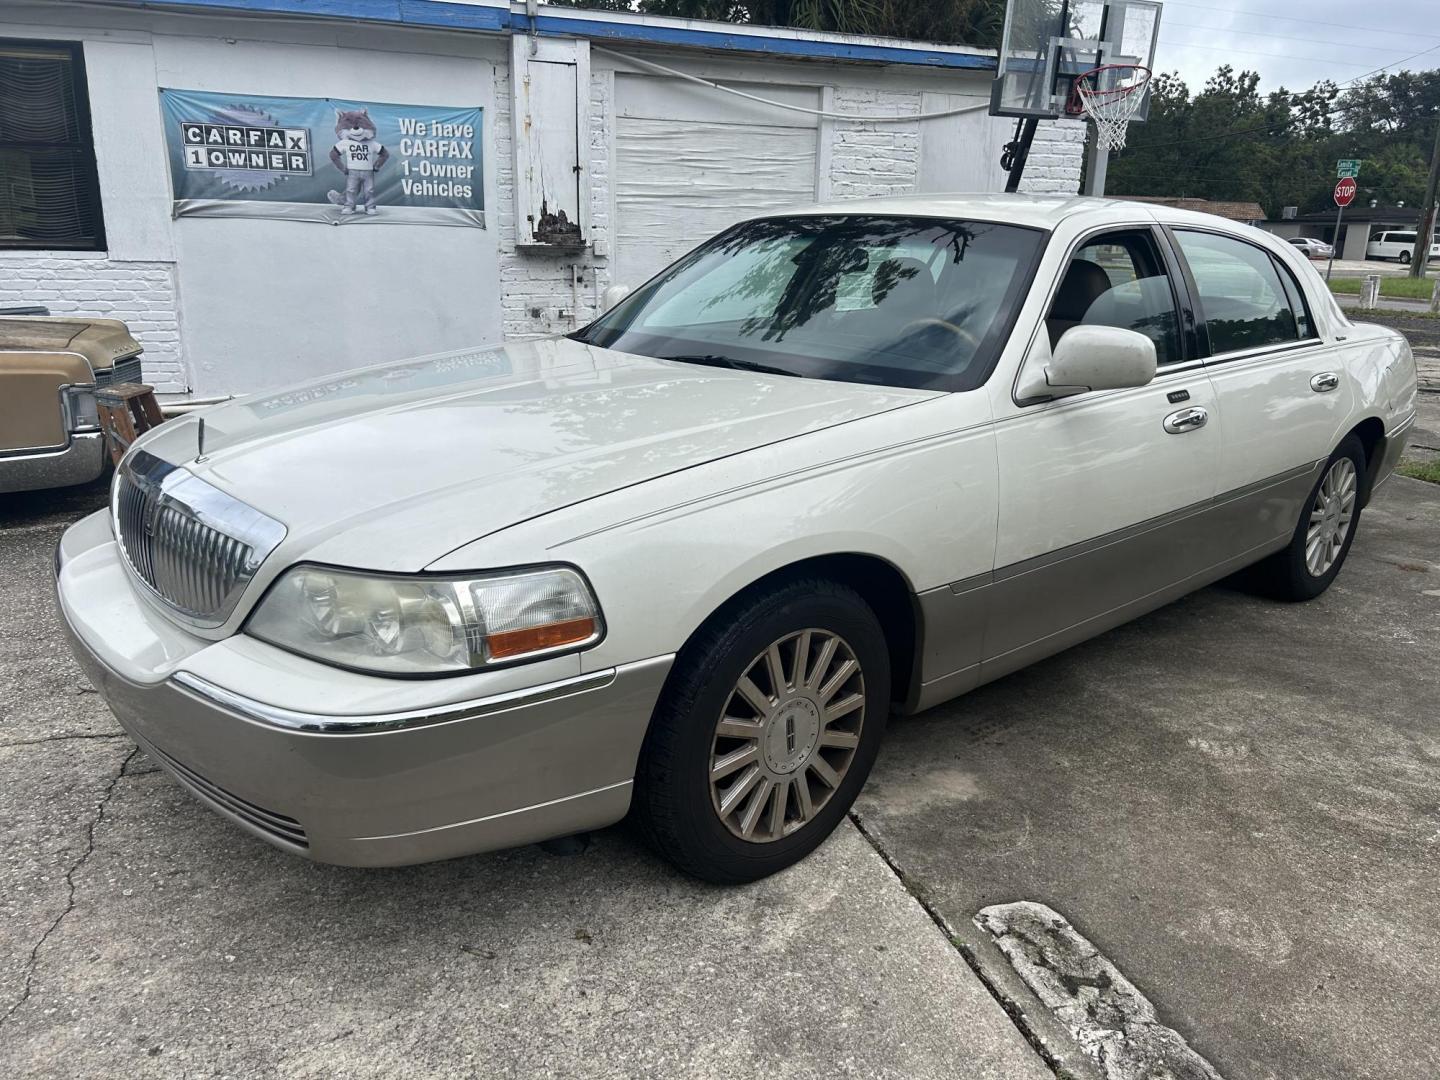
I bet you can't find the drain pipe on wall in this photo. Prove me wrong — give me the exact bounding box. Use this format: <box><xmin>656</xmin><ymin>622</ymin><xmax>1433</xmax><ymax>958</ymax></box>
<box><xmin>572</xmin><ymin>264</ymin><xmax>580</xmax><ymax>331</ymax></box>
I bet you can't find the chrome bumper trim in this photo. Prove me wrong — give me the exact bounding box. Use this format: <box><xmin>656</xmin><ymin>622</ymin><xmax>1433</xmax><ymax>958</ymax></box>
<box><xmin>0</xmin><ymin>431</ymin><xmax>106</xmax><ymax>495</ymax></box>
<box><xmin>170</xmin><ymin>658</ymin><xmax>672</xmax><ymax>735</ymax></box>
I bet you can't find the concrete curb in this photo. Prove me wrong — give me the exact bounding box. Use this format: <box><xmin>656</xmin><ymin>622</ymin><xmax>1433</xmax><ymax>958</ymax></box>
<box><xmin>975</xmin><ymin>901</ymin><xmax>1225</xmax><ymax>1080</ymax></box>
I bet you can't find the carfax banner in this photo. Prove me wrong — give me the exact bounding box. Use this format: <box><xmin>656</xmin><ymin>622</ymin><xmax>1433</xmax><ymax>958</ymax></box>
<box><xmin>159</xmin><ymin>89</ymin><xmax>483</xmax><ymax>228</ymax></box>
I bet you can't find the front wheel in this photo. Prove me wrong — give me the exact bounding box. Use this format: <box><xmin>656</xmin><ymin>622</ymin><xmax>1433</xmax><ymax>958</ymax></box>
<box><xmin>632</xmin><ymin>577</ymin><xmax>890</xmax><ymax>883</ymax></box>
<box><xmin>1252</xmin><ymin>436</ymin><xmax>1365</xmax><ymax>601</ymax></box>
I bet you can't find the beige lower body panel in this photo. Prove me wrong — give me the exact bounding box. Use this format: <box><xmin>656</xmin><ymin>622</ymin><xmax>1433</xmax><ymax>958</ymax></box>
<box><xmin>909</xmin><ymin>462</ymin><xmax>1321</xmax><ymax>713</ymax></box>
<box><xmin>59</xmin><ymin>605</ymin><xmax>672</xmax><ymax>867</ymax></box>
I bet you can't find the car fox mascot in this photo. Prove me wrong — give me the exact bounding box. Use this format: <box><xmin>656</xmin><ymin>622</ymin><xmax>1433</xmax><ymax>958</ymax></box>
<box><xmin>327</xmin><ymin>109</ymin><xmax>389</xmax><ymax>215</ymax></box>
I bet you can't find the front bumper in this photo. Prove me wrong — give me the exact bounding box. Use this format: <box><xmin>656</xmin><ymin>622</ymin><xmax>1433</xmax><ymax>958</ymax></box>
<box><xmin>55</xmin><ymin>512</ymin><xmax>673</xmax><ymax>867</ymax></box>
<box><xmin>0</xmin><ymin>431</ymin><xmax>106</xmax><ymax>494</ymax></box>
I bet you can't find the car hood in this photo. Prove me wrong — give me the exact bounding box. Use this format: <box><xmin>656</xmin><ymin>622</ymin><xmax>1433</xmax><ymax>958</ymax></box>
<box><xmin>137</xmin><ymin>337</ymin><xmax>934</xmax><ymax>571</ymax></box>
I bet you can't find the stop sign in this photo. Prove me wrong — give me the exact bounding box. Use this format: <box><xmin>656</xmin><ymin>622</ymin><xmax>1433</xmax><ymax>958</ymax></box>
<box><xmin>1334</xmin><ymin>177</ymin><xmax>1357</xmax><ymax>207</ymax></box>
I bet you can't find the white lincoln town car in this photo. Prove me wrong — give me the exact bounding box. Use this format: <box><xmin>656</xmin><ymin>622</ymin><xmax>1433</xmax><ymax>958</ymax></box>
<box><xmin>56</xmin><ymin>195</ymin><xmax>1417</xmax><ymax>882</ymax></box>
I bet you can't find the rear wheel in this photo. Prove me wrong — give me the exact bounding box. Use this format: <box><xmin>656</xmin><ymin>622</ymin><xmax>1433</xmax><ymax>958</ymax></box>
<box><xmin>632</xmin><ymin>577</ymin><xmax>890</xmax><ymax>883</ymax></box>
<box><xmin>1400</xmin><ymin>249</ymin><xmax>1413</xmax><ymax>264</ymax></box>
<box><xmin>1252</xmin><ymin>436</ymin><xmax>1365</xmax><ymax>601</ymax></box>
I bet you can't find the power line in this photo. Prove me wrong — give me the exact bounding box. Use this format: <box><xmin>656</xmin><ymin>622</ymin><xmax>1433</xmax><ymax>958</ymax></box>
<box><xmin>1161</xmin><ymin>0</ymin><xmax>1440</xmax><ymax>43</ymax></box>
<box><xmin>1166</xmin><ymin>20</ymin><xmax>1421</xmax><ymax>56</ymax></box>
<box><xmin>1116</xmin><ymin>119</ymin><xmax>1295</xmax><ymax>152</ymax></box>
<box><xmin>1337</xmin><ymin>43</ymin><xmax>1440</xmax><ymax>87</ymax></box>
<box><xmin>1158</xmin><ymin>36</ymin><xmax>1387</xmax><ymax>69</ymax></box>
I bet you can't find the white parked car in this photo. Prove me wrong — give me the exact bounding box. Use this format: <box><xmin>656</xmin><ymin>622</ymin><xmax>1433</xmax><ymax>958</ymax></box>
<box><xmin>56</xmin><ymin>195</ymin><xmax>1417</xmax><ymax>882</ymax></box>
<box><xmin>1365</xmin><ymin>229</ymin><xmax>1440</xmax><ymax>263</ymax></box>
<box><xmin>1286</xmin><ymin>236</ymin><xmax>1332</xmax><ymax>259</ymax></box>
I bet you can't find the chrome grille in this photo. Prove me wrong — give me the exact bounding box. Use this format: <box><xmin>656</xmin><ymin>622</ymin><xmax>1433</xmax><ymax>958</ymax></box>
<box><xmin>94</xmin><ymin>357</ymin><xmax>143</xmax><ymax>387</ymax></box>
<box><xmin>113</xmin><ymin>448</ymin><xmax>286</xmax><ymax>626</ymax></box>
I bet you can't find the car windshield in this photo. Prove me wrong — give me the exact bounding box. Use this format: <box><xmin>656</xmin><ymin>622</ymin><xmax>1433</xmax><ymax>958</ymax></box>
<box><xmin>573</xmin><ymin>215</ymin><xmax>1045</xmax><ymax>391</ymax></box>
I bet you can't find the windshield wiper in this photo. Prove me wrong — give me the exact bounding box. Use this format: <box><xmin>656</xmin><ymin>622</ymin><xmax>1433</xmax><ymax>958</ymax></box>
<box><xmin>658</xmin><ymin>353</ymin><xmax>799</xmax><ymax>378</ymax></box>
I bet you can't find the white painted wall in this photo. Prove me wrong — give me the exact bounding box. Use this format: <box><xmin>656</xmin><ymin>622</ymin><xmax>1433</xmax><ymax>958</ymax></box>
<box><xmin>1016</xmin><ymin>119</ymin><xmax>1088</xmax><ymax>194</ymax></box>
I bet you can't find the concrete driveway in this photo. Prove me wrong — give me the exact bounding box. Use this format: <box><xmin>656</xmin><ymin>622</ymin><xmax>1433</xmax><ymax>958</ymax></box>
<box><xmin>856</xmin><ymin>473</ymin><xmax>1440</xmax><ymax>1080</ymax></box>
<box><xmin>3</xmin><ymin>453</ymin><xmax>1438</xmax><ymax>1079</ymax></box>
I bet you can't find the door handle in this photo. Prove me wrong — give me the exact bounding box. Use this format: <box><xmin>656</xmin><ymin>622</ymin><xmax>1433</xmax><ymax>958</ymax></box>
<box><xmin>1163</xmin><ymin>406</ymin><xmax>1208</xmax><ymax>434</ymax></box>
<box><xmin>1311</xmin><ymin>372</ymin><xmax>1340</xmax><ymax>393</ymax></box>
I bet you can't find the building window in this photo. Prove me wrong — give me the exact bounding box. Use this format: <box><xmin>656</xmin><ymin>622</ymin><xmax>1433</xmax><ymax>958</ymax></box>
<box><xmin>0</xmin><ymin>39</ymin><xmax>105</xmax><ymax>251</ymax></box>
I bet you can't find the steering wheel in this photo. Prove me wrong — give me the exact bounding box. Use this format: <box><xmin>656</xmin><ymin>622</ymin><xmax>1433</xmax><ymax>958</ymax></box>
<box><xmin>901</xmin><ymin>317</ymin><xmax>980</xmax><ymax>352</ymax></box>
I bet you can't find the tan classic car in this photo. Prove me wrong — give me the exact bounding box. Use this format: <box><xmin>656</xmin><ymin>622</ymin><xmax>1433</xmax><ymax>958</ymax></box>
<box><xmin>0</xmin><ymin>313</ymin><xmax>143</xmax><ymax>494</ymax></box>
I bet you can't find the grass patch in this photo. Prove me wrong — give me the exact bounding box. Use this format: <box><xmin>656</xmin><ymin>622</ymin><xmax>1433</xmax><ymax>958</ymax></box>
<box><xmin>1398</xmin><ymin>460</ymin><xmax>1440</xmax><ymax>484</ymax></box>
<box><xmin>1328</xmin><ymin>276</ymin><xmax>1440</xmax><ymax>300</ymax></box>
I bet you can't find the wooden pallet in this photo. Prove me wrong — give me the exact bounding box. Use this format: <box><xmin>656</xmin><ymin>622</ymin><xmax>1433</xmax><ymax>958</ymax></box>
<box><xmin>97</xmin><ymin>383</ymin><xmax>164</xmax><ymax>465</ymax></box>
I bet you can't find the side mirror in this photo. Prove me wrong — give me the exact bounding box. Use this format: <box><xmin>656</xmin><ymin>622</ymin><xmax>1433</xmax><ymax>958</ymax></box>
<box><xmin>600</xmin><ymin>284</ymin><xmax>632</xmax><ymax>313</ymax></box>
<box><xmin>1043</xmin><ymin>325</ymin><xmax>1157</xmax><ymax>396</ymax></box>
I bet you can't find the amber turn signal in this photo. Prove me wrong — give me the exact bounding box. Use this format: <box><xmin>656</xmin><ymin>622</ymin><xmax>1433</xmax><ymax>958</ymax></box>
<box><xmin>485</xmin><ymin>616</ymin><xmax>599</xmax><ymax>660</ymax></box>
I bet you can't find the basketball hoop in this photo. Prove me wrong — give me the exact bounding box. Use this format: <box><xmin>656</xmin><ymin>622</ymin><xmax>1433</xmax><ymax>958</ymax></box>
<box><xmin>1073</xmin><ymin>64</ymin><xmax>1152</xmax><ymax>152</ymax></box>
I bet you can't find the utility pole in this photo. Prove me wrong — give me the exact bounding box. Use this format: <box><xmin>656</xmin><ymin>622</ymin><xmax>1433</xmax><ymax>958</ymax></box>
<box><xmin>1410</xmin><ymin>114</ymin><xmax>1440</xmax><ymax>279</ymax></box>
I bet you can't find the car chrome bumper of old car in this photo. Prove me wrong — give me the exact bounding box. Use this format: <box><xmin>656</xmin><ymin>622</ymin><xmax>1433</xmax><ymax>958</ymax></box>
<box><xmin>0</xmin><ymin>431</ymin><xmax>107</xmax><ymax>495</ymax></box>
<box><xmin>54</xmin><ymin>509</ymin><xmax>673</xmax><ymax>867</ymax></box>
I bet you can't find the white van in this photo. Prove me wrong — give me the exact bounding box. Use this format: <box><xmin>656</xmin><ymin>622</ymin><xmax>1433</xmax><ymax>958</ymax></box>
<box><xmin>1365</xmin><ymin>230</ymin><xmax>1440</xmax><ymax>263</ymax></box>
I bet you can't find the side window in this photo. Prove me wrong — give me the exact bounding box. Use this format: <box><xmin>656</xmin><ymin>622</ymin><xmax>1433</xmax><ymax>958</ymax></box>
<box><xmin>1173</xmin><ymin>230</ymin><xmax>1299</xmax><ymax>355</ymax></box>
<box><xmin>1272</xmin><ymin>256</ymin><xmax>1316</xmax><ymax>340</ymax></box>
<box><xmin>1046</xmin><ymin>229</ymin><xmax>1182</xmax><ymax>366</ymax></box>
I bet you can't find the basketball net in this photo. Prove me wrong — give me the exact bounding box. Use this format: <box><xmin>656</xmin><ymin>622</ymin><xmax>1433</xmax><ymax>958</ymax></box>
<box><xmin>1074</xmin><ymin>65</ymin><xmax>1152</xmax><ymax>152</ymax></box>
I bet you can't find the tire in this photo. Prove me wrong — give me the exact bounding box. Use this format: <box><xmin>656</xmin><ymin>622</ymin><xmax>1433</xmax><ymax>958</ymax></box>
<box><xmin>1400</xmin><ymin>249</ymin><xmax>1412</xmax><ymax>264</ymax></box>
<box><xmin>1252</xmin><ymin>435</ymin><xmax>1366</xmax><ymax>602</ymax></box>
<box><xmin>632</xmin><ymin>576</ymin><xmax>890</xmax><ymax>883</ymax></box>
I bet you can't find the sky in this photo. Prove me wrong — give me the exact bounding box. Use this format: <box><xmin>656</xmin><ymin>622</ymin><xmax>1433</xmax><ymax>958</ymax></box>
<box><xmin>1151</xmin><ymin>0</ymin><xmax>1440</xmax><ymax>93</ymax></box>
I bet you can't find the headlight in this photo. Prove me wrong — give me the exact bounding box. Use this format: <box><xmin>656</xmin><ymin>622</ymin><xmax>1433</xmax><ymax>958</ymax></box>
<box><xmin>246</xmin><ymin>564</ymin><xmax>603</xmax><ymax>675</ymax></box>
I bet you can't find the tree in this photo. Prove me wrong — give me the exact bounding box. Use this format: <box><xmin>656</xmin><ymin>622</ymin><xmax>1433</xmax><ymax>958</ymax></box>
<box><xmin>1108</xmin><ymin>66</ymin><xmax>1438</xmax><ymax>219</ymax></box>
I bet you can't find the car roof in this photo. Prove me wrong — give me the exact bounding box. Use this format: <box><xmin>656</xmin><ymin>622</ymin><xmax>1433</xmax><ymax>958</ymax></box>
<box><xmin>766</xmin><ymin>192</ymin><xmax>1265</xmax><ymax>234</ymax></box>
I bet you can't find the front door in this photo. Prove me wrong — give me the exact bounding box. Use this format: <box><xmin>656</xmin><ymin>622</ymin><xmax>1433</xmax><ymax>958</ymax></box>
<box><xmin>985</xmin><ymin>225</ymin><xmax>1222</xmax><ymax>674</ymax></box>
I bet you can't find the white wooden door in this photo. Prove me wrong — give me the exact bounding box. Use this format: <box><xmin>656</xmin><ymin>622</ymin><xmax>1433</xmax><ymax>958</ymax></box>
<box><xmin>918</xmin><ymin>92</ymin><xmax>1012</xmax><ymax>194</ymax></box>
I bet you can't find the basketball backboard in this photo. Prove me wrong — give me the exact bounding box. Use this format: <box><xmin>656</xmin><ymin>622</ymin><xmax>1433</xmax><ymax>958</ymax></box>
<box><xmin>990</xmin><ymin>0</ymin><xmax>1162</xmax><ymax>121</ymax></box>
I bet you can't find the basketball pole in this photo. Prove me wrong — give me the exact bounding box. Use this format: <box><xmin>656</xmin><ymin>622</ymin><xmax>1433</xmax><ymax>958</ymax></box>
<box><xmin>1084</xmin><ymin>130</ymin><xmax>1109</xmax><ymax>196</ymax></box>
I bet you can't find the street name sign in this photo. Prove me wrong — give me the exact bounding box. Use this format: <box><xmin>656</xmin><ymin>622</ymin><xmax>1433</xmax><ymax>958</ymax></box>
<box><xmin>1337</xmin><ymin>159</ymin><xmax>1362</xmax><ymax>179</ymax></box>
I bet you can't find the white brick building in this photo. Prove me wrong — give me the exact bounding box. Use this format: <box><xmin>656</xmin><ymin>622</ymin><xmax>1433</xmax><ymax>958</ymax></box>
<box><xmin>0</xmin><ymin>0</ymin><xmax>1085</xmax><ymax>399</ymax></box>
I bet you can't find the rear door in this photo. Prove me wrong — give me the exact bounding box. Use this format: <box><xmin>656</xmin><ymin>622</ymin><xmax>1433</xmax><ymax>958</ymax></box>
<box><xmin>1168</xmin><ymin>226</ymin><xmax>1351</xmax><ymax>559</ymax></box>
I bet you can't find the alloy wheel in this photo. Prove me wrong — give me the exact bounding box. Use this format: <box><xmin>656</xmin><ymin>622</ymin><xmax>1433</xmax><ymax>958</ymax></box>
<box><xmin>708</xmin><ymin>629</ymin><xmax>865</xmax><ymax>843</ymax></box>
<box><xmin>1305</xmin><ymin>457</ymin><xmax>1357</xmax><ymax>577</ymax></box>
